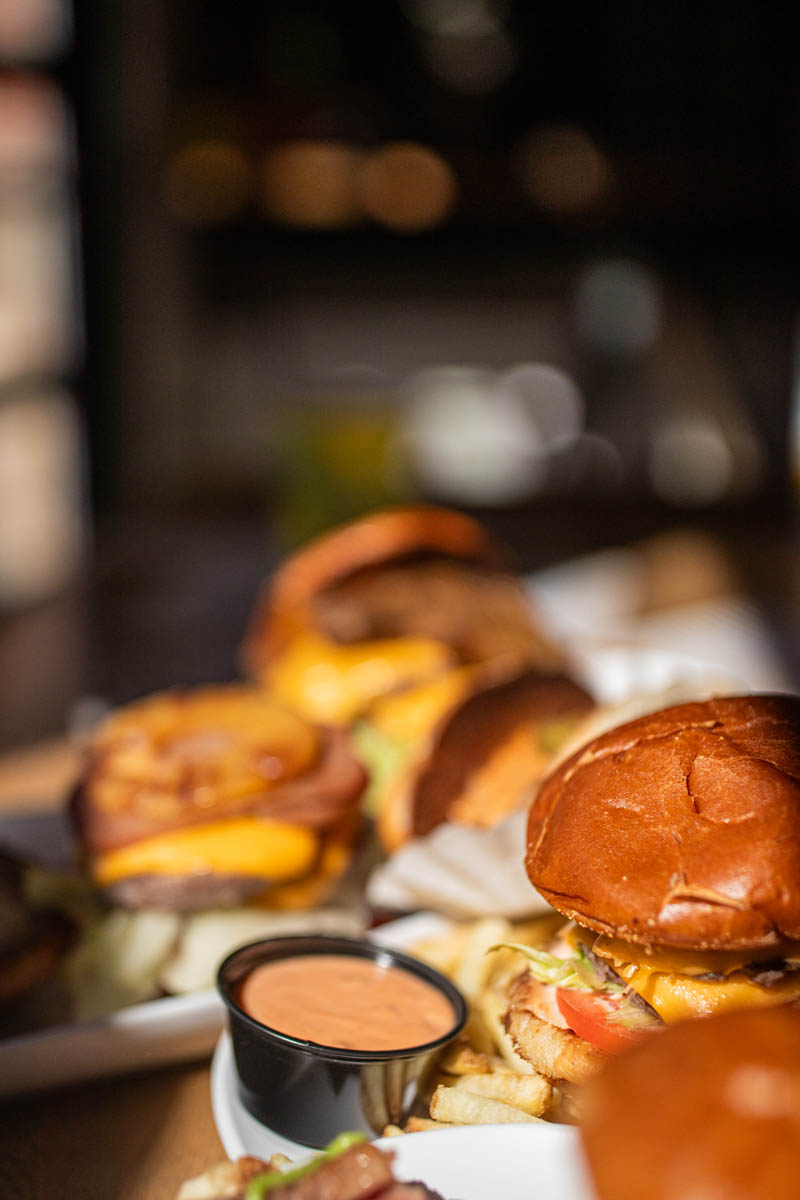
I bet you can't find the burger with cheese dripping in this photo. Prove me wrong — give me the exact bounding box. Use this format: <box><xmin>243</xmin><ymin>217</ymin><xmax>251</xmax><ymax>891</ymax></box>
<box><xmin>500</xmin><ymin>694</ymin><xmax>800</xmax><ymax>1084</ymax></box>
<box><xmin>71</xmin><ymin>685</ymin><xmax>366</xmax><ymax>910</ymax></box>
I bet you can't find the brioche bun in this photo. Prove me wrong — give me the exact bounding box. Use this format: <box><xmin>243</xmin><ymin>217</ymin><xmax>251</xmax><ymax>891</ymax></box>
<box><xmin>243</xmin><ymin>505</ymin><xmax>500</xmax><ymax>665</ymax></box>
<box><xmin>378</xmin><ymin>666</ymin><xmax>593</xmax><ymax>851</ymax></box>
<box><xmin>582</xmin><ymin>1006</ymin><xmax>800</xmax><ymax>1200</ymax></box>
<box><xmin>527</xmin><ymin>694</ymin><xmax>800</xmax><ymax>950</ymax></box>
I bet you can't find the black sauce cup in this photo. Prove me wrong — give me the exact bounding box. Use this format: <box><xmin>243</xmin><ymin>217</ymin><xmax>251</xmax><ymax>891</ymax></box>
<box><xmin>217</xmin><ymin>934</ymin><xmax>468</xmax><ymax>1148</ymax></box>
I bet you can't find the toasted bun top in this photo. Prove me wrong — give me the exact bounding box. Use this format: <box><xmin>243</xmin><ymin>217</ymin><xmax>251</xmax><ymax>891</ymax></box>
<box><xmin>582</xmin><ymin>1007</ymin><xmax>800</xmax><ymax>1200</ymax></box>
<box><xmin>266</xmin><ymin>505</ymin><xmax>499</xmax><ymax>602</ymax></box>
<box><xmin>243</xmin><ymin>505</ymin><xmax>501</xmax><ymax>662</ymax></box>
<box><xmin>527</xmin><ymin>694</ymin><xmax>800</xmax><ymax>949</ymax></box>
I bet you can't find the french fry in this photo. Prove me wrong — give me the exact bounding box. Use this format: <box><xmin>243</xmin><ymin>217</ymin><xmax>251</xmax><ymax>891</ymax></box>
<box><xmin>439</xmin><ymin>1040</ymin><xmax>495</xmax><ymax>1076</ymax></box>
<box><xmin>453</xmin><ymin>917</ymin><xmax>513</xmax><ymax>1003</ymax></box>
<box><xmin>381</xmin><ymin>1125</ymin><xmax>404</xmax><ymax>1138</ymax></box>
<box><xmin>478</xmin><ymin>986</ymin><xmax>536</xmax><ymax>1075</ymax></box>
<box><xmin>267</xmin><ymin>1155</ymin><xmax>292</xmax><ymax>1170</ymax></box>
<box><xmin>405</xmin><ymin>1116</ymin><xmax>455</xmax><ymax>1132</ymax></box>
<box><xmin>430</xmin><ymin>1084</ymin><xmax>545</xmax><ymax>1126</ymax></box>
<box><xmin>412</xmin><ymin>925</ymin><xmax>476</xmax><ymax>976</ymax></box>
<box><xmin>462</xmin><ymin>1007</ymin><xmax>496</xmax><ymax>1056</ymax></box>
<box><xmin>454</xmin><ymin>1071</ymin><xmax>551</xmax><ymax>1117</ymax></box>
<box><xmin>415</xmin><ymin>916</ymin><xmax>592</xmax><ymax>1128</ymax></box>
<box><xmin>550</xmin><ymin>1081</ymin><xmax>584</xmax><ymax>1124</ymax></box>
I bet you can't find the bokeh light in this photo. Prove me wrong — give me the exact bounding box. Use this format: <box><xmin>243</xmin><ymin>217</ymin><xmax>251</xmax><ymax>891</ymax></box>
<box><xmin>260</xmin><ymin>139</ymin><xmax>363</xmax><ymax>229</ymax></box>
<box><xmin>401</xmin><ymin>0</ymin><xmax>509</xmax><ymax>36</ymax></box>
<box><xmin>516</xmin><ymin>123</ymin><xmax>614</xmax><ymax>215</ymax></box>
<box><xmin>498</xmin><ymin>363</ymin><xmax>585</xmax><ymax>450</ymax></box>
<box><xmin>649</xmin><ymin>416</ymin><xmax>733</xmax><ymax>506</ymax></box>
<box><xmin>574</xmin><ymin>259</ymin><xmax>663</xmax><ymax>358</ymax></box>
<box><xmin>355</xmin><ymin>142</ymin><xmax>458</xmax><ymax>233</ymax></box>
<box><xmin>401</xmin><ymin>365</ymin><xmax>547</xmax><ymax>504</ymax></box>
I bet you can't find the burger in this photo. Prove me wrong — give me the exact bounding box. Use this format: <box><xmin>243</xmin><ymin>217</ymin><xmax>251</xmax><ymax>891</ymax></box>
<box><xmin>581</xmin><ymin>1006</ymin><xmax>800</xmax><ymax>1200</ymax></box>
<box><xmin>70</xmin><ymin>685</ymin><xmax>366</xmax><ymax>910</ymax></box>
<box><xmin>242</xmin><ymin>504</ymin><xmax>592</xmax><ymax>841</ymax></box>
<box><xmin>368</xmin><ymin>661</ymin><xmax>593</xmax><ymax>852</ymax></box>
<box><xmin>500</xmin><ymin>694</ymin><xmax>800</xmax><ymax>1085</ymax></box>
<box><xmin>241</xmin><ymin>504</ymin><xmax>566</xmax><ymax>728</ymax></box>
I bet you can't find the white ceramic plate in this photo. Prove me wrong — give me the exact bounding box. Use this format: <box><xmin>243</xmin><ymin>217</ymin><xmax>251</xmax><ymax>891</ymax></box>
<box><xmin>0</xmin><ymin>910</ymin><xmax>453</xmax><ymax>1098</ymax></box>
<box><xmin>0</xmin><ymin>987</ymin><xmax>226</xmax><ymax>1098</ymax></box>
<box><xmin>211</xmin><ymin>1034</ymin><xmax>592</xmax><ymax>1200</ymax></box>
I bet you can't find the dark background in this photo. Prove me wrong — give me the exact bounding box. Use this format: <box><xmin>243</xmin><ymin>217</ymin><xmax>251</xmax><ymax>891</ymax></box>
<box><xmin>1</xmin><ymin>1</ymin><xmax>799</xmax><ymax>749</ymax></box>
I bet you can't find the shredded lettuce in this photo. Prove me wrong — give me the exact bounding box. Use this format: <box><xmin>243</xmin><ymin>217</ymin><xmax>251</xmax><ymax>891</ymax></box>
<box><xmin>536</xmin><ymin>717</ymin><xmax>579</xmax><ymax>756</ymax></box>
<box><xmin>607</xmin><ymin>996</ymin><xmax>661</xmax><ymax>1030</ymax></box>
<box><xmin>351</xmin><ymin>719</ymin><xmax>413</xmax><ymax>817</ymax></box>
<box><xmin>490</xmin><ymin>940</ymin><xmax>661</xmax><ymax>1032</ymax></box>
<box><xmin>489</xmin><ymin>941</ymin><xmax>624</xmax><ymax>996</ymax></box>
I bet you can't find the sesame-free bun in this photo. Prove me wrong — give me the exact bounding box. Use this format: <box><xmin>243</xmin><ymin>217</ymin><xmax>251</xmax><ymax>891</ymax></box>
<box><xmin>581</xmin><ymin>1006</ymin><xmax>800</xmax><ymax>1200</ymax></box>
<box><xmin>243</xmin><ymin>505</ymin><xmax>500</xmax><ymax>664</ymax></box>
<box><xmin>378</xmin><ymin>665</ymin><xmax>594</xmax><ymax>851</ymax></box>
<box><xmin>527</xmin><ymin>694</ymin><xmax>800</xmax><ymax>950</ymax></box>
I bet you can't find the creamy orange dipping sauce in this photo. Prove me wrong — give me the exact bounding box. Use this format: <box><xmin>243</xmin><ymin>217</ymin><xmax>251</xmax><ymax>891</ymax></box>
<box><xmin>238</xmin><ymin>954</ymin><xmax>456</xmax><ymax>1051</ymax></box>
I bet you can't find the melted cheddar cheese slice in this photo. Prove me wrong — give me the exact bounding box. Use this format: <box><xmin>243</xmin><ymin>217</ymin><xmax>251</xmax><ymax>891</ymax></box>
<box><xmin>592</xmin><ymin>932</ymin><xmax>800</xmax><ymax>1024</ymax></box>
<box><xmin>367</xmin><ymin>666</ymin><xmax>477</xmax><ymax>746</ymax></box>
<box><xmin>268</xmin><ymin>632</ymin><xmax>454</xmax><ymax>725</ymax></box>
<box><xmin>93</xmin><ymin>816</ymin><xmax>318</xmax><ymax>885</ymax></box>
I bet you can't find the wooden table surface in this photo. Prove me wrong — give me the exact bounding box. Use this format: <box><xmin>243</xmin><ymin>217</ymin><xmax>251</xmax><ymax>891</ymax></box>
<box><xmin>0</xmin><ymin>741</ymin><xmax>227</xmax><ymax>1200</ymax></box>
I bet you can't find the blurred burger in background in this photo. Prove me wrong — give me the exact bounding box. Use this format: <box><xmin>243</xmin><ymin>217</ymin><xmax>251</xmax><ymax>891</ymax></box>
<box><xmin>242</xmin><ymin>505</ymin><xmax>593</xmax><ymax>843</ymax></box>
<box><xmin>70</xmin><ymin>685</ymin><xmax>366</xmax><ymax>911</ymax></box>
<box><xmin>368</xmin><ymin>662</ymin><xmax>593</xmax><ymax>852</ymax></box>
<box><xmin>241</xmin><ymin>505</ymin><xmax>566</xmax><ymax>726</ymax></box>
<box><xmin>581</xmin><ymin>1006</ymin><xmax>800</xmax><ymax>1200</ymax></box>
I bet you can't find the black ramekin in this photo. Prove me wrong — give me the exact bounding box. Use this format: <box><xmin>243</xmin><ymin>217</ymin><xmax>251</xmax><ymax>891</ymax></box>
<box><xmin>217</xmin><ymin>933</ymin><xmax>468</xmax><ymax>1148</ymax></box>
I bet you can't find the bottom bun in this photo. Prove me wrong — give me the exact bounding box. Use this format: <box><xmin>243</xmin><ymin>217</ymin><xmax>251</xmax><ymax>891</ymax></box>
<box><xmin>581</xmin><ymin>1007</ymin><xmax>800</xmax><ymax>1200</ymax></box>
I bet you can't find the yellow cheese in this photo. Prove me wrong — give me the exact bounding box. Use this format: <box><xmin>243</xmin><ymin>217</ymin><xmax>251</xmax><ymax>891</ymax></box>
<box><xmin>269</xmin><ymin>632</ymin><xmax>454</xmax><ymax>725</ymax></box>
<box><xmin>593</xmin><ymin>933</ymin><xmax>800</xmax><ymax>979</ymax></box>
<box><xmin>590</xmin><ymin>930</ymin><xmax>800</xmax><ymax>1024</ymax></box>
<box><xmin>367</xmin><ymin>666</ymin><xmax>476</xmax><ymax>745</ymax></box>
<box><xmin>93</xmin><ymin>816</ymin><xmax>318</xmax><ymax>885</ymax></box>
<box><xmin>255</xmin><ymin>836</ymin><xmax>353</xmax><ymax>910</ymax></box>
<box><xmin>618</xmin><ymin>964</ymin><xmax>800</xmax><ymax>1024</ymax></box>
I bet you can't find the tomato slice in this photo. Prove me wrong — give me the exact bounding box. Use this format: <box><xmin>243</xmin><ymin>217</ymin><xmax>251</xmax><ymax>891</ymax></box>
<box><xmin>556</xmin><ymin>989</ymin><xmax>650</xmax><ymax>1054</ymax></box>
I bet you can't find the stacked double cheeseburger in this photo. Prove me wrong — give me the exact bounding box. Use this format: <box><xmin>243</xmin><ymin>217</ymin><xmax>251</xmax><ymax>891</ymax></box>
<box><xmin>71</xmin><ymin>505</ymin><xmax>592</xmax><ymax>911</ymax></box>
<box><xmin>241</xmin><ymin>504</ymin><xmax>594</xmax><ymax>852</ymax></box>
<box><xmin>71</xmin><ymin>687</ymin><xmax>366</xmax><ymax>910</ymax></box>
